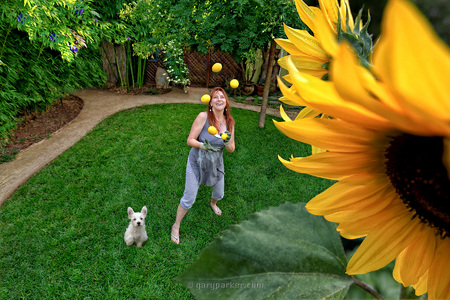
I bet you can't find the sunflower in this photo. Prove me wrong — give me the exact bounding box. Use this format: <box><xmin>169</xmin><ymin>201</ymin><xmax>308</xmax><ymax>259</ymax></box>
<box><xmin>276</xmin><ymin>0</ymin><xmax>372</xmax><ymax>154</ymax></box>
<box><xmin>275</xmin><ymin>0</ymin><xmax>367</xmax><ymax>79</ymax></box>
<box><xmin>274</xmin><ymin>0</ymin><xmax>450</xmax><ymax>298</ymax></box>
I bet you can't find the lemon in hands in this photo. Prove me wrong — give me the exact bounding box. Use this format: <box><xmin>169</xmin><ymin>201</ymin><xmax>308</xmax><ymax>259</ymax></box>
<box><xmin>230</xmin><ymin>79</ymin><xmax>239</xmax><ymax>89</ymax></box>
<box><xmin>221</xmin><ymin>132</ymin><xmax>228</xmax><ymax>140</ymax></box>
<box><xmin>212</xmin><ymin>63</ymin><xmax>222</xmax><ymax>73</ymax></box>
<box><xmin>208</xmin><ymin>126</ymin><xmax>218</xmax><ymax>135</ymax></box>
<box><xmin>201</xmin><ymin>94</ymin><xmax>211</xmax><ymax>103</ymax></box>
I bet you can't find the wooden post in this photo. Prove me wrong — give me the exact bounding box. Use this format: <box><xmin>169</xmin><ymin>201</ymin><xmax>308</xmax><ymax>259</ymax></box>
<box><xmin>258</xmin><ymin>42</ymin><xmax>276</xmax><ymax>128</ymax></box>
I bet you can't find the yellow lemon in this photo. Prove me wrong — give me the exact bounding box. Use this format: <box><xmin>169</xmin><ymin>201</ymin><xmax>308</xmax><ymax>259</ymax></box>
<box><xmin>208</xmin><ymin>126</ymin><xmax>218</xmax><ymax>135</ymax></box>
<box><xmin>230</xmin><ymin>79</ymin><xmax>239</xmax><ymax>89</ymax></box>
<box><xmin>201</xmin><ymin>94</ymin><xmax>211</xmax><ymax>103</ymax></box>
<box><xmin>212</xmin><ymin>63</ymin><xmax>222</xmax><ymax>73</ymax></box>
<box><xmin>221</xmin><ymin>132</ymin><xmax>228</xmax><ymax>140</ymax></box>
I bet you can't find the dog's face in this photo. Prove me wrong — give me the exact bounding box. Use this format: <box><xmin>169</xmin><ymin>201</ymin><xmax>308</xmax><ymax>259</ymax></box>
<box><xmin>128</xmin><ymin>206</ymin><xmax>147</xmax><ymax>227</ymax></box>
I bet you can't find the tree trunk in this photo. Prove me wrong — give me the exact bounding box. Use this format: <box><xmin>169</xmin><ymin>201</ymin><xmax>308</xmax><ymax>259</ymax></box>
<box><xmin>258</xmin><ymin>48</ymin><xmax>270</xmax><ymax>85</ymax></box>
<box><xmin>258</xmin><ymin>42</ymin><xmax>277</xmax><ymax>128</ymax></box>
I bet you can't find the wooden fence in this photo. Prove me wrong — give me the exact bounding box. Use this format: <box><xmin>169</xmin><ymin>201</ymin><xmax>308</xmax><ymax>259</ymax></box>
<box><xmin>146</xmin><ymin>50</ymin><xmax>243</xmax><ymax>87</ymax></box>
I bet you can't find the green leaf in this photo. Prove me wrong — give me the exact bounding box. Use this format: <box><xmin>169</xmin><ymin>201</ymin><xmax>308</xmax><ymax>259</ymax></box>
<box><xmin>175</xmin><ymin>202</ymin><xmax>352</xmax><ymax>299</ymax></box>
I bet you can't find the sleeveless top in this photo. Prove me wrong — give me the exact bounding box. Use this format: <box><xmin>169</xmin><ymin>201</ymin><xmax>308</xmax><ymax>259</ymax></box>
<box><xmin>188</xmin><ymin>116</ymin><xmax>226</xmax><ymax>186</ymax></box>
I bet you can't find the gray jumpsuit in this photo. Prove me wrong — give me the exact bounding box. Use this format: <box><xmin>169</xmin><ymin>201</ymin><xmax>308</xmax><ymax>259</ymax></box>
<box><xmin>179</xmin><ymin>117</ymin><xmax>226</xmax><ymax>209</ymax></box>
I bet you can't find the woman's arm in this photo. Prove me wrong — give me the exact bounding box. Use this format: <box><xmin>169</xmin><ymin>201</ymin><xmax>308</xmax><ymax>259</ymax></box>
<box><xmin>225</xmin><ymin>127</ymin><xmax>235</xmax><ymax>153</ymax></box>
<box><xmin>187</xmin><ymin>112</ymin><xmax>207</xmax><ymax>149</ymax></box>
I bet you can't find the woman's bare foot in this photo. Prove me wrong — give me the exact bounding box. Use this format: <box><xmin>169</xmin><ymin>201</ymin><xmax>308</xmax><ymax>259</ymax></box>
<box><xmin>210</xmin><ymin>202</ymin><xmax>222</xmax><ymax>216</ymax></box>
<box><xmin>171</xmin><ymin>225</ymin><xmax>180</xmax><ymax>244</ymax></box>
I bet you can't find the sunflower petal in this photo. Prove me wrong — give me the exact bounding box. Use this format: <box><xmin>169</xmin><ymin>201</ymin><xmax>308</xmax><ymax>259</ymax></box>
<box><xmin>393</xmin><ymin>224</ymin><xmax>436</xmax><ymax>286</ymax></box>
<box><xmin>273</xmin><ymin>118</ymin><xmax>376</xmax><ymax>152</ymax></box>
<box><xmin>336</xmin><ymin>198</ymin><xmax>404</xmax><ymax>239</ymax></box>
<box><xmin>295</xmin><ymin>107</ymin><xmax>321</xmax><ymax>120</ymax></box>
<box><xmin>339</xmin><ymin>0</ymin><xmax>355</xmax><ymax>30</ymax></box>
<box><xmin>427</xmin><ymin>239</ymin><xmax>450</xmax><ymax>299</ymax></box>
<box><xmin>347</xmin><ymin>212</ymin><xmax>421</xmax><ymax>274</ymax></box>
<box><xmin>307</xmin><ymin>173</ymin><xmax>393</xmax><ymax>218</ymax></box>
<box><xmin>314</xmin><ymin>11</ymin><xmax>339</xmax><ymax>57</ymax></box>
<box><xmin>279</xmin><ymin>105</ymin><xmax>292</xmax><ymax>122</ymax></box>
<box><xmin>319</xmin><ymin>0</ymin><xmax>339</xmax><ymax>31</ymax></box>
<box><xmin>277</xmin><ymin>76</ymin><xmax>307</xmax><ymax>106</ymax></box>
<box><xmin>280</xmin><ymin>151</ymin><xmax>384</xmax><ymax>180</ymax></box>
<box><xmin>284</xmin><ymin>57</ymin><xmax>391</xmax><ymax>129</ymax></box>
<box><xmin>278</xmin><ymin>55</ymin><xmax>326</xmax><ymax>72</ymax></box>
<box><xmin>412</xmin><ymin>272</ymin><xmax>428</xmax><ymax>296</ymax></box>
<box><xmin>374</xmin><ymin>0</ymin><xmax>450</xmax><ymax>122</ymax></box>
<box><xmin>283</xmin><ymin>24</ymin><xmax>329</xmax><ymax>60</ymax></box>
<box><xmin>294</xmin><ymin>0</ymin><xmax>317</xmax><ymax>33</ymax></box>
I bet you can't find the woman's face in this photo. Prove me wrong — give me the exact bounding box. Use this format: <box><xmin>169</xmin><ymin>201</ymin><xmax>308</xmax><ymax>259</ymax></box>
<box><xmin>211</xmin><ymin>91</ymin><xmax>227</xmax><ymax>111</ymax></box>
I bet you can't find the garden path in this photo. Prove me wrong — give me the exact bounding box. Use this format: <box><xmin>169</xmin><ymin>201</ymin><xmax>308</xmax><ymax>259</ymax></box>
<box><xmin>0</xmin><ymin>87</ymin><xmax>293</xmax><ymax>206</ymax></box>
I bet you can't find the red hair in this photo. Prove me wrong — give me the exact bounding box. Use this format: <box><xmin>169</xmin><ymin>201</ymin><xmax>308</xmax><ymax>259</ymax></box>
<box><xmin>207</xmin><ymin>87</ymin><xmax>235</xmax><ymax>132</ymax></box>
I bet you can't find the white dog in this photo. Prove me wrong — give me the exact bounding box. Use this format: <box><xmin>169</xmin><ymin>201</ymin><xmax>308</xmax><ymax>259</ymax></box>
<box><xmin>124</xmin><ymin>206</ymin><xmax>148</xmax><ymax>248</ymax></box>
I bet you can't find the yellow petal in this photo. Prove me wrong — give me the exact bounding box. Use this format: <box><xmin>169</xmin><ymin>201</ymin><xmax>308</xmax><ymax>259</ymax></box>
<box><xmin>284</xmin><ymin>57</ymin><xmax>391</xmax><ymax>130</ymax></box>
<box><xmin>283</xmin><ymin>24</ymin><xmax>329</xmax><ymax>60</ymax></box>
<box><xmin>314</xmin><ymin>11</ymin><xmax>339</xmax><ymax>57</ymax></box>
<box><xmin>307</xmin><ymin>173</ymin><xmax>393</xmax><ymax>217</ymax></box>
<box><xmin>295</xmin><ymin>107</ymin><xmax>320</xmax><ymax>119</ymax></box>
<box><xmin>280</xmin><ymin>150</ymin><xmax>384</xmax><ymax>180</ymax></box>
<box><xmin>278</xmin><ymin>55</ymin><xmax>326</xmax><ymax>71</ymax></box>
<box><xmin>273</xmin><ymin>118</ymin><xmax>377</xmax><ymax>152</ymax></box>
<box><xmin>277</xmin><ymin>76</ymin><xmax>307</xmax><ymax>106</ymax></box>
<box><xmin>412</xmin><ymin>272</ymin><xmax>428</xmax><ymax>296</ymax></box>
<box><xmin>393</xmin><ymin>224</ymin><xmax>436</xmax><ymax>287</ymax></box>
<box><xmin>319</xmin><ymin>0</ymin><xmax>339</xmax><ymax>31</ymax></box>
<box><xmin>373</xmin><ymin>0</ymin><xmax>450</xmax><ymax>122</ymax></box>
<box><xmin>279</xmin><ymin>105</ymin><xmax>292</xmax><ymax>122</ymax></box>
<box><xmin>347</xmin><ymin>211</ymin><xmax>421</xmax><ymax>274</ymax></box>
<box><xmin>336</xmin><ymin>197</ymin><xmax>403</xmax><ymax>239</ymax></box>
<box><xmin>294</xmin><ymin>0</ymin><xmax>317</xmax><ymax>33</ymax></box>
<box><xmin>427</xmin><ymin>239</ymin><xmax>450</xmax><ymax>299</ymax></box>
<box><xmin>339</xmin><ymin>0</ymin><xmax>355</xmax><ymax>30</ymax></box>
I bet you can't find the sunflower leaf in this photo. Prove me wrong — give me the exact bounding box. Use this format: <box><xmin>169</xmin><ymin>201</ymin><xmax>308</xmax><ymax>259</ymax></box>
<box><xmin>174</xmin><ymin>202</ymin><xmax>352</xmax><ymax>299</ymax></box>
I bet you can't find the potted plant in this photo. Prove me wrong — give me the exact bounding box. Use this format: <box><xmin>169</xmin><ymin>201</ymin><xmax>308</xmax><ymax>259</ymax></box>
<box><xmin>239</xmin><ymin>49</ymin><xmax>261</xmax><ymax>95</ymax></box>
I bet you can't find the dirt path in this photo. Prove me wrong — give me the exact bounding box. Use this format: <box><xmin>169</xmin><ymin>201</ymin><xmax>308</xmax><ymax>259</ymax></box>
<box><xmin>0</xmin><ymin>87</ymin><xmax>293</xmax><ymax>206</ymax></box>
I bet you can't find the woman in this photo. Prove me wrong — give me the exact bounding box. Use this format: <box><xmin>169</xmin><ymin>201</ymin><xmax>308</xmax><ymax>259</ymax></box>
<box><xmin>171</xmin><ymin>87</ymin><xmax>235</xmax><ymax>244</ymax></box>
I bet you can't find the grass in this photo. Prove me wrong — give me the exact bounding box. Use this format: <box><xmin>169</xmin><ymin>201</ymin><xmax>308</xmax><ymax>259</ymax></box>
<box><xmin>0</xmin><ymin>104</ymin><xmax>332</xmax><ymax>299</ymax></box>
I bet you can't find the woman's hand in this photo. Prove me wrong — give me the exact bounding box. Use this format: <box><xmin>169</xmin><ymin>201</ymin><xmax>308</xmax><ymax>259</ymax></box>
<box><xmin>223</xmin><ymin>130</ymin><xmax>232</xmax><ymax>146</ymax></box>
<box><xmin>199</xmin><ymin>139</ymin><xmax>220</xmax><ymax>152</ymax></box>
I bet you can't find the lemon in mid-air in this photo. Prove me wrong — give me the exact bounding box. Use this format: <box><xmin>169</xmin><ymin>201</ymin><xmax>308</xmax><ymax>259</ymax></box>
<box><xmin>221</xmin><ymin>132</ymin><xmax>228</xmax><ymax>140</ymax></box>
<box><xmin>230</xmin><ymin>79</ymin><xmax>239</xmax><ymax>89</ymax></box>
<box><xmin>212</xmin><ymin>63</ymin><xmax>222</xmax><ymax>73</ymax></box>
<box><xmin>208</xmin><ymin>126</ymin><xmax>218</xmax><ymax>135</ymax></box>
<box><xmin>201</xmin><ymin>94</ymin><xmax>211</xmax><ymax>103</ymax></box>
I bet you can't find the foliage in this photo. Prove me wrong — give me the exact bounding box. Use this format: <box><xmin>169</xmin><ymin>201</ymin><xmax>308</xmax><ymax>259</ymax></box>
<box><xmin>176</xmin><ymin>202</ymin><xmax>353</xmax><ymax>299</ymax></box>
<box><xmin>0</xmin><ymin>0</ymin><xmax>106</xmax><ymax>140</ymax></box>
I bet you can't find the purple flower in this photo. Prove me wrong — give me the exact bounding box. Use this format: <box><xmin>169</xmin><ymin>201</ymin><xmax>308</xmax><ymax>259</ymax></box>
<box><xmin>127</xmin><ymin>36</ymin><xmax>130</xmax><ymax>41</ymax></box>
<box><xmin>50</xmin><ymin>33</ymin><xmax>56</xmax><ymax>41</ymax></box>
<box><xmin>17</xmin><ymin>14</ymin><xmax>23</xmax><ymax>23</ymax></box>
<box><xmin>94</xmin><ymin>17</ymin><xmax>98</xmax><ymax>21</ymax></box>
<box><xmin>70</xmin><ymin>46</ymin><xmax>78</xmax><ymax>53</ymax></box>
<box><xmin>75</xmin><ymin>7</ymin><xmax>83</xmax><ymax>15</ymax></box>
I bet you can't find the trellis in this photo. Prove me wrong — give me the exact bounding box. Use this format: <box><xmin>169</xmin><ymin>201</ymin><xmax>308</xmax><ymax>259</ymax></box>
<box><xmin>145</xmin><ymin>50</ymin><xmax>243</xmax><ymax>87</ymax></box>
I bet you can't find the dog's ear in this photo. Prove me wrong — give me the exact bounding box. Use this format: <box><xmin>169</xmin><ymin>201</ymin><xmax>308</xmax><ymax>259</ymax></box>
<box><xmin>141</xmin><ymin>206</ymin><xmax>147</xmax><ymax>218</ymax></box>
<box><xmin>127</xmin><ymin>207</ymin><xmax>134</xmax><ymax>219</ymax></box>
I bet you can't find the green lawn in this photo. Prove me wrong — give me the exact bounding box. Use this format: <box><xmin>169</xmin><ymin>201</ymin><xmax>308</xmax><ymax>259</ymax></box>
<box><xmin>0</xmin><ymin>104</ymin><xmax>332</xmax><ymax>299</ymax></box>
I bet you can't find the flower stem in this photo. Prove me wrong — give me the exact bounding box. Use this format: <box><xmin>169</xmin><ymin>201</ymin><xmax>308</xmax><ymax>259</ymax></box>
<box><xmin>353</xmin><ymin>278</ymin><xmax>384</xmax><ymax>299</ymax></box>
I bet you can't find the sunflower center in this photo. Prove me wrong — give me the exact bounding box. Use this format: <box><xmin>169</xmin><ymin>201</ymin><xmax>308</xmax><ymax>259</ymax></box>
<box><xmin>385</xmin><ymin>134</ymin><xmax>450</xmax><ymax>238</ymax></box>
